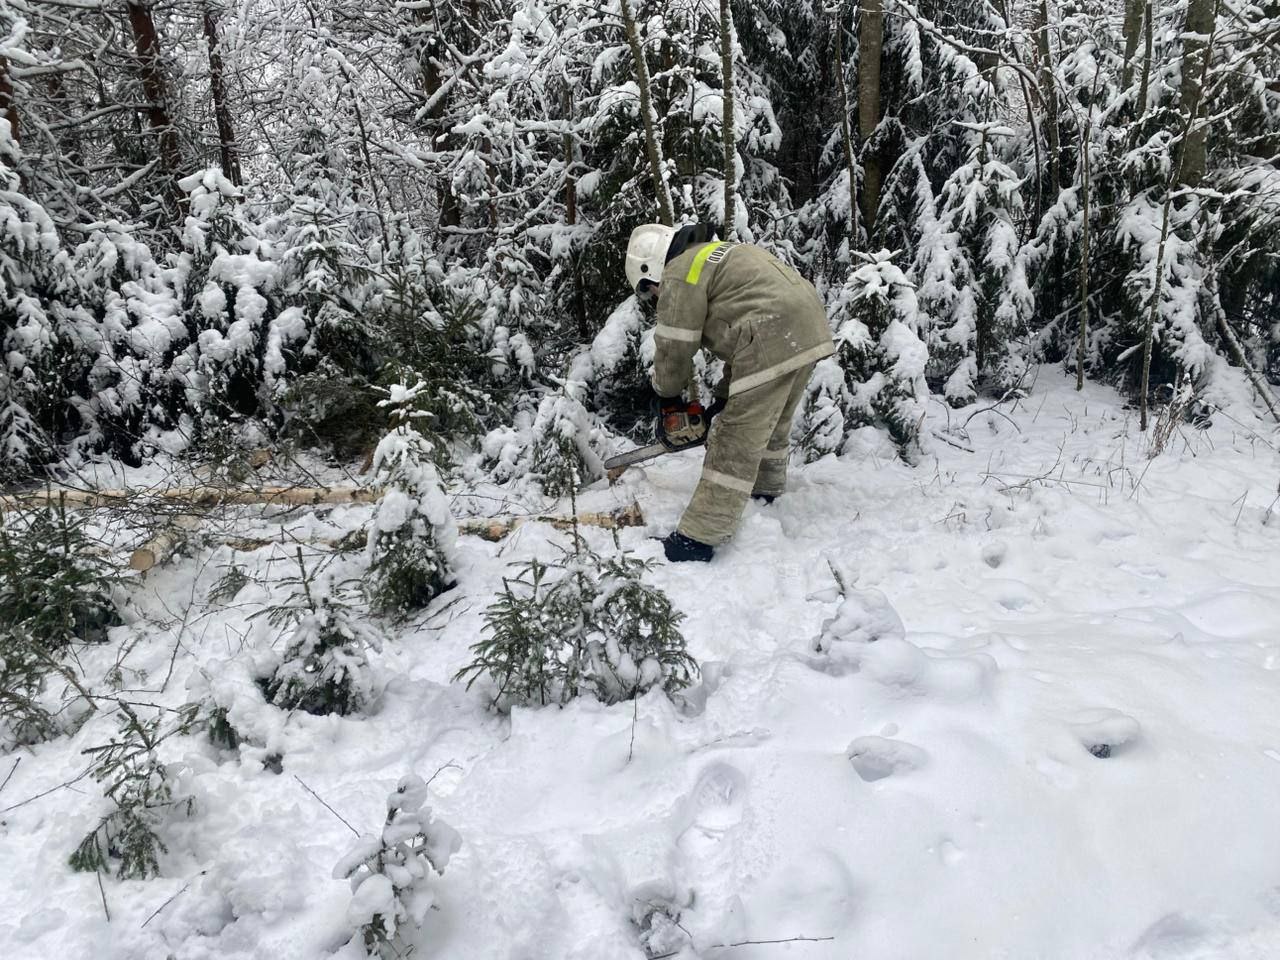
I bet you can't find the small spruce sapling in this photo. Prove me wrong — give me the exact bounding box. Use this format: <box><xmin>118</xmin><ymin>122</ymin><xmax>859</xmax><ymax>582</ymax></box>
<box><xmin>457</xmin><ymin>486</ymin><xmax>696</xmax><ymax>709</ymax></box>
<box><xmin>333</xmin><ymin>774</ymin><xmax>462</xmax><ymax>959</ymax></box>
<box><xmin>827</xmin><ymin>250</ymin><xmax>930</xmax><ymax>456</ymax></box>
<box><xmin>366</xmin><ymin>381</ymin><xmax>457</xmax><ymax>618</ymax></box>
<box><xmin>69</xmin><ymin>702</ymin><xmax>198</xmax><ymax>880</ymax></box>
<box><xmin>0</xmin><ymin>499</ymin><xmax>121</xmax><ymax>647</ymax></box>
<box><xmin>256</xmin><ymin>549</ymin><xmax>383</xmax><ymax>717</ymax></box>
<box><xmin>794</xmin><ymin>357</ymin><xmax>852</xmax><ymax>461</ymax></box>
<box><xmin>1</xmin><ymin>500</ymin><xmax>121</xmax><ymax>747</ymax></box>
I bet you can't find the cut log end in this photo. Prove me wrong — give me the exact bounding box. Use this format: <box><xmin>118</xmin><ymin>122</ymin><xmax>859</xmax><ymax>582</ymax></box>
<box><xmin>129</xmin><ymin>548</ymin><xmax>159</xmax><ymax>572</ymax></box>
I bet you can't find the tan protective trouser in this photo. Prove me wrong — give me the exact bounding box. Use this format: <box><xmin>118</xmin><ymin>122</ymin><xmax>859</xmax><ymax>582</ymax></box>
<box><xmin>677</xmin><ymin>363</ymin><xmax>815</xmax><ymax>546</ymax></box>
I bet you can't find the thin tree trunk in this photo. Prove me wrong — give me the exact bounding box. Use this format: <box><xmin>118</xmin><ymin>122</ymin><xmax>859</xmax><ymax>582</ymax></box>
<box><xmin>620</xmin><ymin>0</ymin><xmax>674</xmax><ymax>225</ymax></box>
<box><xmin>562</xmin><ymin>88</ymin><xmax>588</xmax><ymax>341</ymax></box>
<box><xmin>1121</xmin><ymin>0</ymin><xmax>1144</xmax><ymax>89</ymax></box>
<box><xmin>126</xmin><ymin>1</ymin><xmax>182</xmax><ymax>207</ymax></box>
<box><xmin>0</xmin><ymin>55</ymin><xmax>17</xmax><ymax>145</ymax></box>
<box><xmin>1034</xmin><ymin>0</ymin><xmax>1060</xmax><ymax>193</ymax></box>
<box><xmin>202</xmin><ymin>3</ymin><xmax>241</xmax><ymax>186</ymax></box>
<box><xmin>336</xmin><ymin>61</ymin><xmax>389</xmax><ymax>251</ymax></box>
<box><xmin>857</xmin><ymin>0</ymin><xmax>885</xmax><ymax>231</ymax></box>
<box><xmin>1076</xmin><ymin>107</ymin><xmax>1093</xmax><ymax>390</ymax></box>
<box><xmin>719</xmin><ymin>0</ymin><xmax>736</xmax><ymax>239</ymax></box>
<box><xmin>1178</xmin><ymin>0</ymin><xmax>1215</xmax><ymax>185</ymax></box>
<box><xmin>1212</xmin><ymin>292</ymin><xmax>1280</xmax><ymax>424</ymax></box>
<box><xmin>413</xmin><ymin>6</ymin><xmax>459</xmax><ymax>230</ymax></box>
<box><xmin>993</xmin><ymin>0</ymin><xmax>1042</xmax><ymax>232</ymax></box>
<box><xmin>1138</xmin><ymin>197</ymin><xmax>1170</xmax><ymax>431</ymax></box>
<box><xmin>1138</xmin><ymin>1</ymin><xmax>1153</xmax><ymax>116</ymax></box>
<box><xmin>832</xmin><ymin>3</ymin><xmax>860</xmax><ymax>243</ymax></box>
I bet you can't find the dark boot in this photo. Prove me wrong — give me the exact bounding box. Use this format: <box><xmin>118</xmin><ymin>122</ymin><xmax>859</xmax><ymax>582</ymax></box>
<box><xmin>751</xmin><ymin>493</ymin><xmax>777</xmax><ymax>505</ymax></box>
<box><xmin>661</xmin><ymin>531</ymin><xmax>715</xmax><ymax>563</ymax></box>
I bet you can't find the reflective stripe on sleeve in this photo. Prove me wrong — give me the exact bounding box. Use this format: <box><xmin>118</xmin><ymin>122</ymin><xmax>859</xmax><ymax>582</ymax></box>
<box><xmin>727</xmin><ymin>342</ymin><xmax>836</xmax><ymax>396</ymax></box>
<box><xmin>700</xmin><ymin>468</ymin><xmax>755</xmax><ymax>495</ymax></box>
<box><xmin>654</xmin><ymin>323</ymin><xmax>703</xmax><ymax>343</ymax></box>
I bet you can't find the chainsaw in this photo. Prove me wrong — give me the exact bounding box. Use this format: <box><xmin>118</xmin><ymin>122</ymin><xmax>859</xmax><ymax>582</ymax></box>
<box><xmin>604</xmin><ymin>398</ymin><xmax>720</xmax><ymax>475</ymax></box>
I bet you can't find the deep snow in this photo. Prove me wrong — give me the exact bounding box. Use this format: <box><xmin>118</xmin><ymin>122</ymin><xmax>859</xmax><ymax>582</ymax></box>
<box><xmin>4</xmin><ymin>370</ymin><xmax>1280</xmax><ymax>960</ymax></box>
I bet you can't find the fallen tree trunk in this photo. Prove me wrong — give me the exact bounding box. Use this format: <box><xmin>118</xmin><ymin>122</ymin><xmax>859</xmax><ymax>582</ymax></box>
<box><xmin>2</xmin><ymin>485</ymin><xmax>384</xmax><ymax>511</ymax></box>
<box><xmin>128</xmin><ymin>514</ymin><xmax>206</xmax><ymax>572</ymax></box>
<box><xmin>457</xmin><ymin>501</ymin><xmax>645</xmax><ymax>543</ymax></box>
<box><xmin>128</xmin><ymin>501</ymin><xmax>647</xmax><ymax>571</ymax></box>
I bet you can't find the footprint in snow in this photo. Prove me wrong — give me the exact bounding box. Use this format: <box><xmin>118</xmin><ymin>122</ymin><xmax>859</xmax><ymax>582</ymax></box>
<box><xmin>847</xmin><ymin>735</ymin><xmax>928</xmax><ymax>782</ymax></box>
<box><xmin>679</xmin><ymin>762</ymin><xmax>746</xmax><ymax>843</ymax></box>
<box><xmin>1130</xmin><ymin>912</ymin><xmax>1212</xmax><ymax>957</ymax></box>
<box><xmin>981</xmin><ymin>540</ymin><xmax>1009</xmax><ymax>569</ymax></box>
<box><xmin>1069</xmin><ymin>708</ymin><xmax>1141</xmax><ymax>758</ymax></box>
<box><xmin>670</xmin><ymin>763</ymin><xmax>748</xmax><ymax>933</ymax></box>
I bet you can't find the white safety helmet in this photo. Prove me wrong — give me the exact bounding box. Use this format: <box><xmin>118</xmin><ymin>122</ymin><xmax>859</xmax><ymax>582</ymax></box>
<box><xmin>625</xmin><ymin>223</ymin><xmax>676</xmax><ymax>294</ymax></box>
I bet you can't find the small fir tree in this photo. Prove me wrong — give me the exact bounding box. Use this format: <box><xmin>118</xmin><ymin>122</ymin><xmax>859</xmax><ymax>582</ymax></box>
<box><xmin>256</xmin><ymin>549</ymin><xmax>383</xmax><ymax>717</ymax></box>
<box><xmin>456</xmin><ymin>527</ymin><xmax>696</xmax><ymax>709</ymax></box>
<box><xmin>1</xmin><ymin>500</ymin><xmax>119</xmax><ymax>748</ymax></box>
<box><xmin>366</xmin><ymin>381</ymin><xmax>457</xmax><ymax>617</ymax></box>
<box><xmin>793</xmin><ymin>357</ymin><xmax>852</xmax><ymax>462</ymax></box>
<box><xmin>69</xmin><ymin>702</ymin><xmax>198</xmax><ymax>880</ymax></box>
<box><xmin>805</xmin><ymin>250</ymin><xmax>929</xmax><ymax>457</ymax></box>
<box><xmin>0</xmin><ymin>499</ymin><xmax>120</xmax><ymax>647</ymax></box>
<box><xmin>333</xmin><ymin>774</ymin><xmax>462</xmax><ymax>959</ymax></box>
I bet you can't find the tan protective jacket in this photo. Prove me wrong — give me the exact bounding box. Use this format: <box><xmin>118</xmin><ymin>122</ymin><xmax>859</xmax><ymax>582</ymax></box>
<box><xmin>651</xmin><ymin>242</ymin><xmax>835</xmax><ymax>399</ymax></box>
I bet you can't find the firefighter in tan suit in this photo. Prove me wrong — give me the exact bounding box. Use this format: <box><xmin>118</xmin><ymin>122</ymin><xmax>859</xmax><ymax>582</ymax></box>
<box><xmin>625</xmin><ymin>223</ymin><xmax>835</xmax><ymax>562</ymax></box>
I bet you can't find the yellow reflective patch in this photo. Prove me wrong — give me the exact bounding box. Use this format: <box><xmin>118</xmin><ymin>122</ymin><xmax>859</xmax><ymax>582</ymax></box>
<box><xmin>685</xmin><ymin>242</ymin><xmax>726</xmax><ymax>285</ymax></box>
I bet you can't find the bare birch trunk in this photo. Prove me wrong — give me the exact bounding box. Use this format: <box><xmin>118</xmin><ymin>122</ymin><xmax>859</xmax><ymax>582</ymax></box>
<box><xmin>857</xmin><ymin>0</ymin><xmax>884</xmax><ymax>231</ymax></box>
<box><xmin>127</xmin><ymin>503</ymin><xmax>647</xmax><ymax>570</ymax></box>
<box><xmin>202</xmin><ymin>3</ymin><xmax>241</xmax><ymax>186</ymax></box>
<box><xmin>0</xmin><ymin>486</ymin><xmax>385</xmax><ymax>511</ymax></box>
<box><xmin>719</xmin><ymin>0</ymin><xmax>736</xmax><ymax>239</ymax></box>
<box><xmin>620</xmin><ymin>0</ymin><xmax>674</xmax><ymax>225</ymax></box>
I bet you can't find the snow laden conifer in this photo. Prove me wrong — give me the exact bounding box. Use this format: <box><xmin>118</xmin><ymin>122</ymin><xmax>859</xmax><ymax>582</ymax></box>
<box><xmin>793</xmin><ymin>357</ymin><xmax>852</xmax><ymax>462</ymax></box>
<box><xmin>456</xmin><ymin>515</ymin><xmax>696</xmax><ymax>709</ymax></box>
<box><xmin>480</xmin><ymin>380</ymin><xmax>606</xmax><ymax>502</ymax></box>
<box><xmin>366</xmin><ymin>381</ymin><xmax>457</xmax><ymax>618</ymax></box>
<box><xmin>271</xmin><ymin>123</ymin><xmax>379</xmax><ymax>458</ymax></box>
<box><xmin>177</xmin><ymin>168</ymin><xmax>301</xmax><ymax>437</ymax></box>
<box><xmin>932</xmin><ymin>125</ymin><xmax>1033</xmax><ymax>397</ymax></box>
<box><xmin>799</xmin><ymin>251</ymin><xmax>929</xmax><ymax>457</ymax></box>
<box><xmin>256</xmin><ymin>549</ymin><xmax>383</xmax><ymax>717</ymax></box>
<box><xmin>0</xmin><ymin>123</ymin><xmax>83</xmax><ymax>480</ymax></box>
<box><xmin>334</xmin><ymin>774</ymin><xmax>461</xmax><ymax>959</ymax></box>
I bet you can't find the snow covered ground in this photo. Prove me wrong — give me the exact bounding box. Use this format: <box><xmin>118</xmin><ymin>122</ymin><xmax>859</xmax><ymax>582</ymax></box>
<box><xmin>5</xmin><ymin>370</ymin><xmax>1280</xmax><ymax>960</ymax></box>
